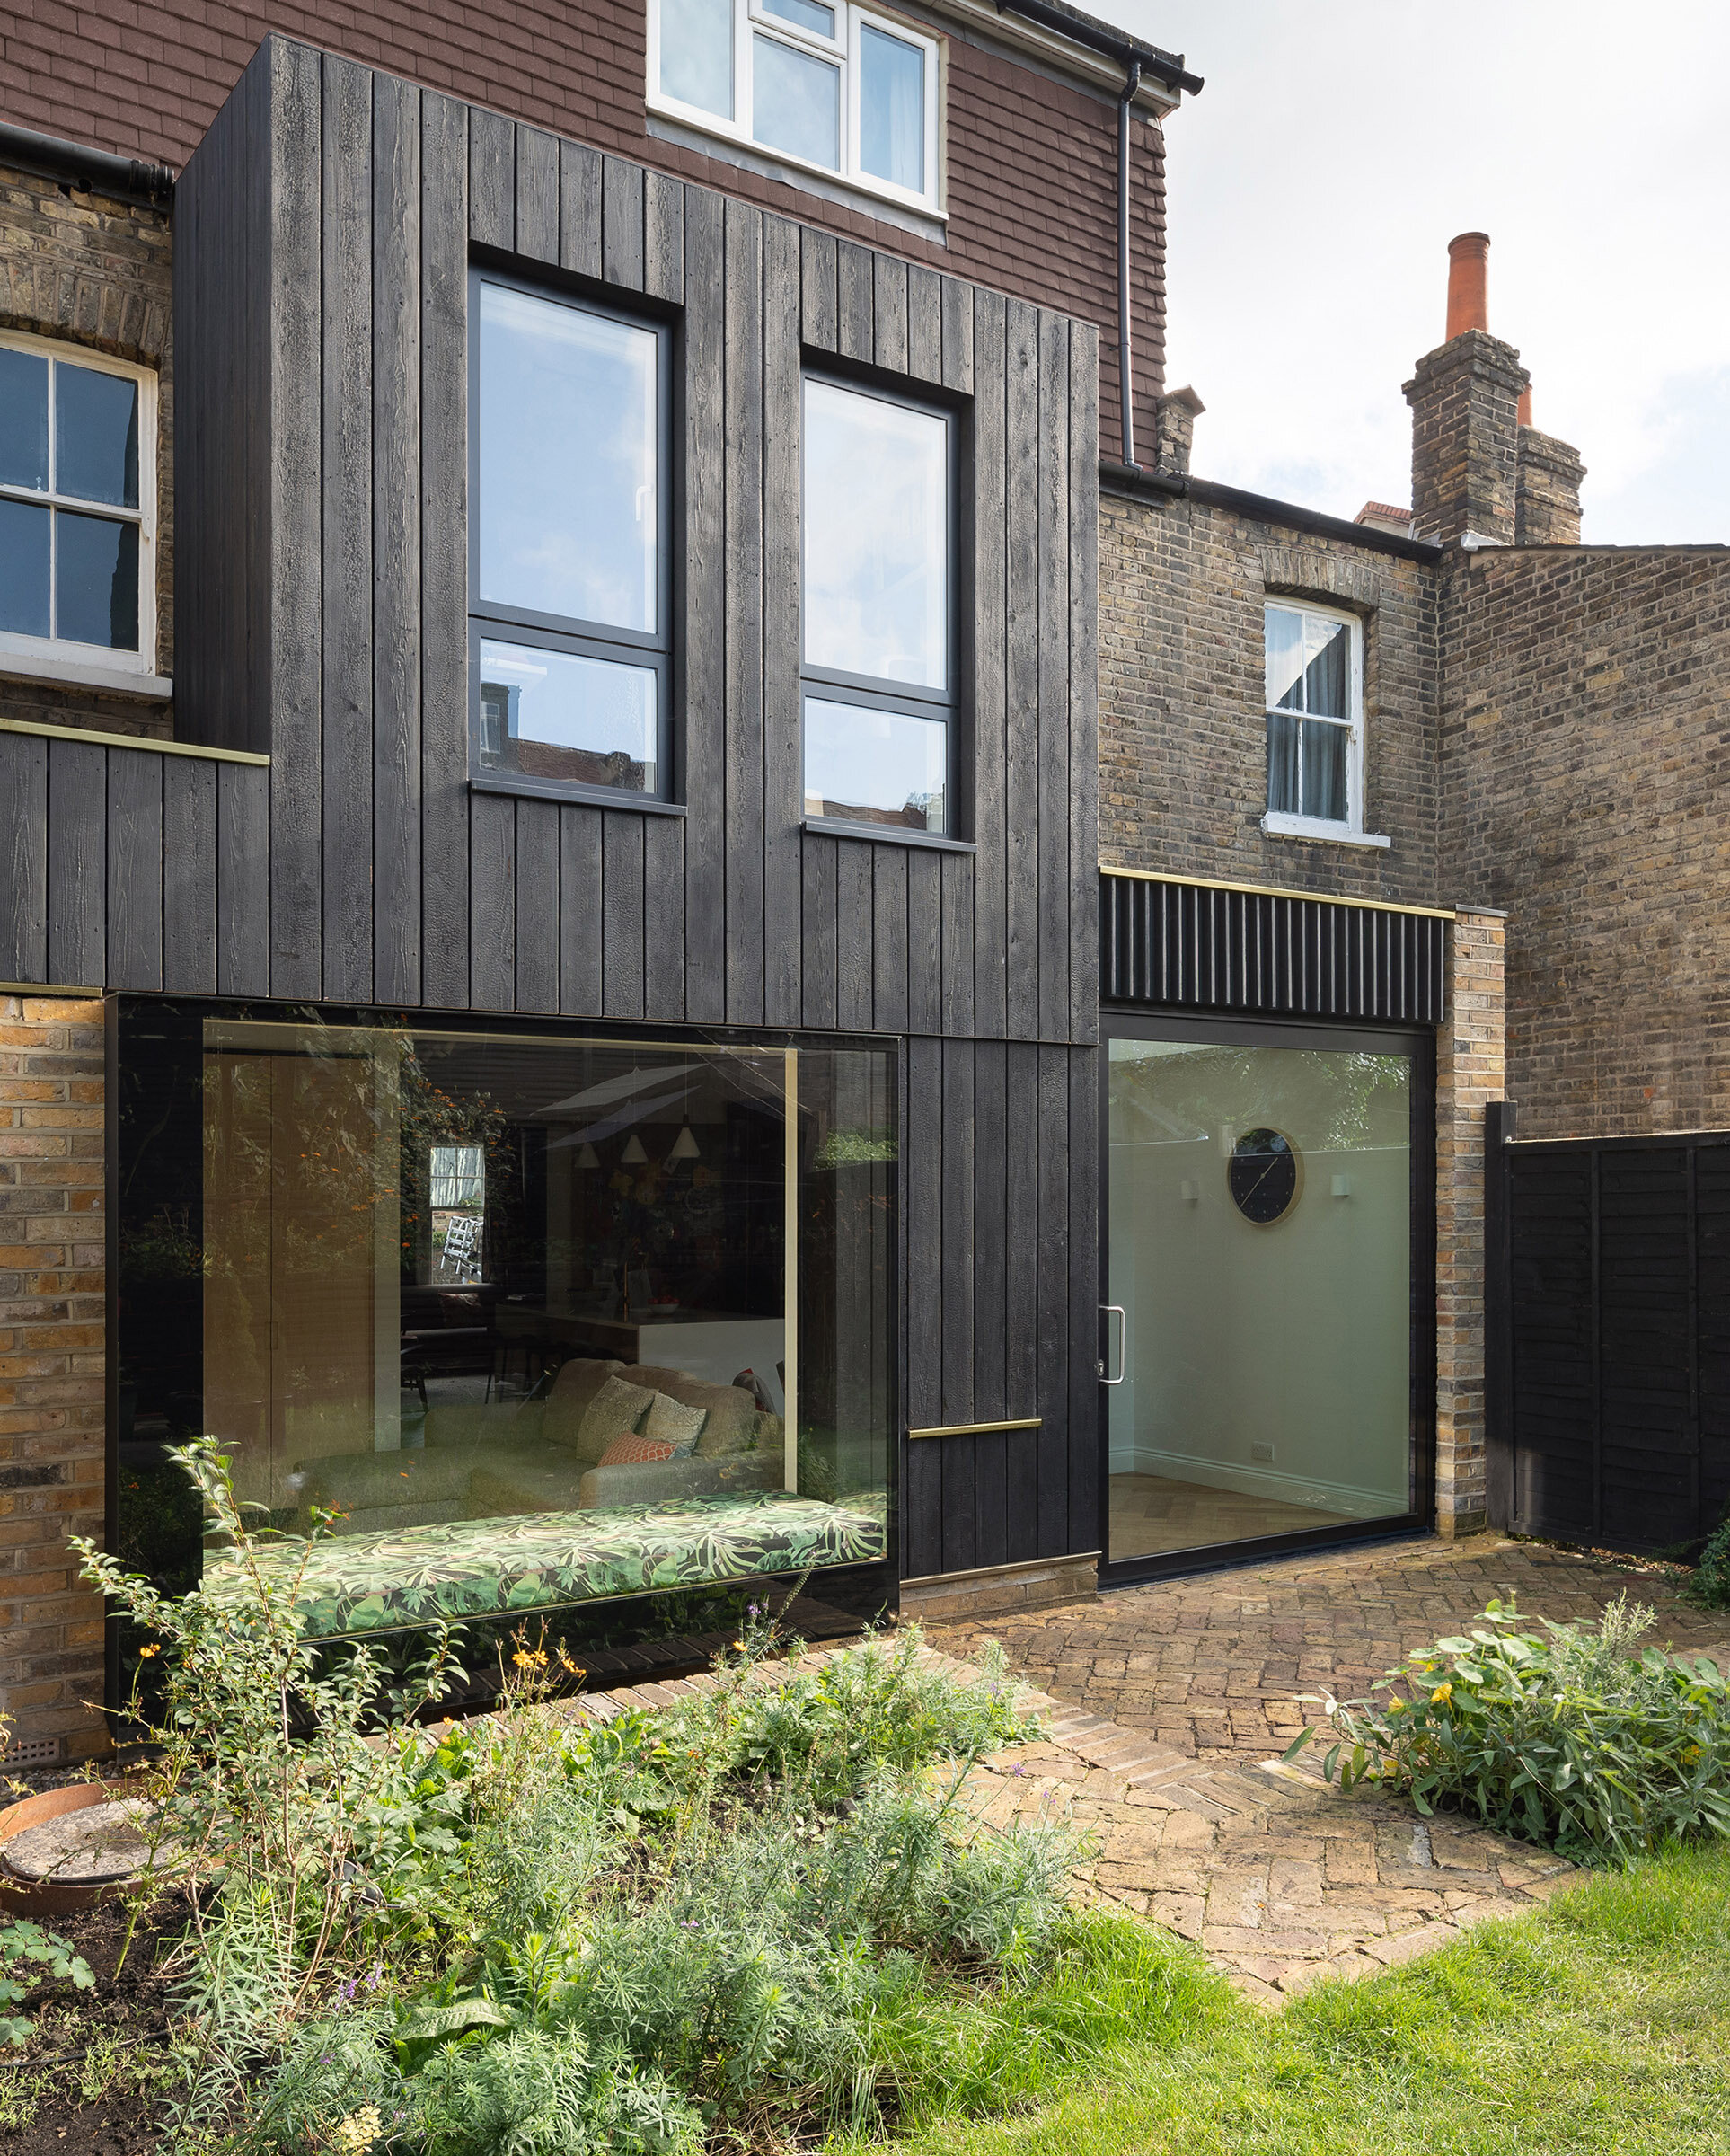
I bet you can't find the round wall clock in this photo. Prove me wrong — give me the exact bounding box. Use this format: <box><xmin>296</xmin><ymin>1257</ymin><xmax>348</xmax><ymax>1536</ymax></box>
<box><xmin>1227</xmin><ymin>1127</ymin><xmax>1302</xmax><ymax>1225</ymax></box>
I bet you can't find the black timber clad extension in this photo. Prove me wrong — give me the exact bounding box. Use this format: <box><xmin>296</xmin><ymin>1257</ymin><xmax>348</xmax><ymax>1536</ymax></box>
<box><xmin>1102</xmin><ymin>871</ymin><xmax>1447</xmax><ymax>1026</ymax></box>
<box><xmin>1490</xmin><ymin>1127</ymin><xmax>1730</xmax><ymax>1554</ymax></box>
<box><xmin>0</xmin><ymin>35</ymin><xmax>1102</xmax><ymax>1586</ymax></box>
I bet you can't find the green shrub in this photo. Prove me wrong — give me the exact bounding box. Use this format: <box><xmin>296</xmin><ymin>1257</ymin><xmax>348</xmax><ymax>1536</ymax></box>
<box><xmin>1286</xmin><ymin>1595</ymin><xmax>1730</xmax><ymax>1861</ymax></box>
<box><xmin>1682</xmin><ymin>1514</ymin><xmax>1730</xmax><ymax>1610</ymax></box>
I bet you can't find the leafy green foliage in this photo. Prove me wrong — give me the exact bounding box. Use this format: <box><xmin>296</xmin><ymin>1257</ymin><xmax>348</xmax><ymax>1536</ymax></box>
<box><xmin>1681</xmin><ymin>1513</ymin><xmax>1730</xmax><ymax>1610</ymax></box>
<box><xmin>1285</xmin><ymin>1595</ymin><xmax>1730</xmax><ymax>1860</ymax></box>
<box><xmin>0</xmin><ymin>1922</ymin><xmax>94</xmax><ymax>2049</ymax></box>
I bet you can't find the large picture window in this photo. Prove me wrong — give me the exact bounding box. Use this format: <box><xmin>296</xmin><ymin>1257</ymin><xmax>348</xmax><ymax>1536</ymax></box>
<box><xmin>469</xmin><ymin>275</ymin><xmax>671</xmax><ymax>801</ymax></box>
<box><xmin>114</xmin><ymin>1005</ymin><xmax>896</xmax><ymax>1674</ymax></box>
<box><xmin>1262</xmin><ymin>599</ymin><xmax>1367</xmax><ymax>839</ymax></box>
<box><xmin>0</xmin><ymin>331</ymin><xmax>156</xmax><ymax>675</ymax></box>
<box><xmin>801</xmin><ymin>375</ymin><xmax>956</xmax><ymax>836</ymax></box>
<box><xmin>649</xmin><ymin>0</ymin><xmax>942</xmax><ymax>215</ymax></box>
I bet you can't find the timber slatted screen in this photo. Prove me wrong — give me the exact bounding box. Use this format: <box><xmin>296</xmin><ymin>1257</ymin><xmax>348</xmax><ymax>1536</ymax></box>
<box><xmin>1496</xmin><ymin>1129</ymin><xmax>1730</xmax><ymax>1551</ymax></box>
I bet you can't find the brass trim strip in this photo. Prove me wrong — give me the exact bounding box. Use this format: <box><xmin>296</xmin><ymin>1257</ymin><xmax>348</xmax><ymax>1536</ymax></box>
<box><xmin>906</xmin><ymin>1416</ymin><xmax>1043</xmax><ymax>1440</ymax></box>
<box><xmin>0</xmin><ymin>981</ymin><xmax>102</xmax><ymax>997</ymax></box>
<box><xmin>901</xmin><ymin>1551</ymin><xmax>1100</xmax><ymax>1590</ymax></box>
<box><xmin>1099</xmin><ymin>862</ymin><xmax>1456</xmax><ymax>923</ymax></box>
<box><xmin>0</xmin><ymin>715</ymin><xmax>270</xmax><ymax>766</ymax></box>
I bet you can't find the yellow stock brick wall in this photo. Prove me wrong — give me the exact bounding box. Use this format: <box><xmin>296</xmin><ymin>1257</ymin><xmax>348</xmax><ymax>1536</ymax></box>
<box><xmin>0</xmin><ymin>995</ymin><xmax>108</xmax><ymax>1763</ymax></box>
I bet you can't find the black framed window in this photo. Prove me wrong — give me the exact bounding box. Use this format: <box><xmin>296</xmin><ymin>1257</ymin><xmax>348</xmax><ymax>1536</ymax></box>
<box><xmin>800</xmin><ymin>373</ymin><xmax>957</xmax><ymax>837</ymax></box>
<box><xmin>469</xmin><ymin>271</ymin><xmax>673</xmax><ymax>801</ymax></box>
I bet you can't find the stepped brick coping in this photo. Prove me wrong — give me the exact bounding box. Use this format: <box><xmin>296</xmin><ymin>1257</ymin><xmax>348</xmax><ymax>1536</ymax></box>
<box><xmin>426</xmin><ymin>1632</ymin><xmax>1582</xmax><ymax>2004</ymax></box>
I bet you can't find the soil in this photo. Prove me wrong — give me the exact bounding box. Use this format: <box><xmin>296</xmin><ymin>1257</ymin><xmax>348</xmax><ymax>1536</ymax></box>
<box><xmin>0</xmin><ymin>1894</ymin><xmax>180</xmax><ymax>2154</ymax></box>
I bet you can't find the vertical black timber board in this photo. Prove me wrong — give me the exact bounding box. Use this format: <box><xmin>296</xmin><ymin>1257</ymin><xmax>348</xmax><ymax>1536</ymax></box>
<box><xmin>467</xmin><ymin>105</ymin><xmax>513</xmax><ymax>248</ymax></box>
<box><xmin>799</xmin><ymin>225</ymin><xmax>838</xmax><ymax>353</ymax></box>
<box><xmin>940</xmin><ymin>1038</ymin><xmax>975</xmax><ymax>1427</ymax></box>
<box><xmin>468</xmin><ymin>791</ymin><xmax>515</xmax><ymax>1009</ymax></box>
<box><xmin>514</xmin><ymin>797</ymin><xmax>559</xmax><ymax>1012</ymax></box>
<box><xmin>419</xmin><ymin>90</ymin><xmax>470</xmax><ymax>1008</ymax></box>
<box><xmin>1003</xmin><ymin>1041</ymin><xmax>1040</xmax><ymax>1557</ymax></box>
<box><xmin>940</xmin><ymin>853</ymin><xmax>974</xmax><ymax>1035</ymax></box>
<box><xmin>0</xmin><ymin>732</ymin><xmax>49</xmax><ymax>981</ymax></box>
<box><xmin>1066</xmin><ymin>323</ymin><xmax>1099</xmax><ymax>1047</ymax></box>
<box><xmin>682</xmin><ymin>187</ymin><xmax>726</xmax><ymax>1022</ymax></box>
<box><xmin>46</xmin><ymin>741</ymin><xmax>105</xmax><ymax>988</ymax></box>
<box><xmin>1066</xmin><ymin>1045</ymin><xmax>1099</xmax><ymax>1556</ymax></box>
<box><xmin>871</xmin><ymin>253</ymin><xmax>908</xmax><ymax>374</ymax></box>
<box><xmin>106</xmin><ymin>749</ymin><xmax>163</xmax><ymax>990</ymax></box>
<box><xmin>972</xmin><ymin>1039</ymin><xmax>1010</xmax><ymax>1568</ymax></box>
<box><xmin>216</xmin><ymin>762</ymin><xmax>269</xmax><ymax>995</ymax></box>
<box><xmin>643</xmin><ymin>817</ymin><xmax>686</xmax><ymax>1019</ymax></box>
<box><xmin>762</xmin><ymin>214</ymin><xmax>802</xmax><ymax>1028</ymax></box>
<box><xmin>601</xmin><ymin>811</ymin><xmax>647</xmax><ymax>1020</ymax></box>
<box><xmin>871</xmin><ymin>847</ymin><xmax>908</xmax><ymax>1033</ymax></box>
<box><xmin>514</xmin><ymin>125</ymin><xmax>559</xmax><ymax>263</ymax></box>
<box><xmin>800</xmin><ymin>834</ymin><xmax>837</xmax><ymax>1031</ymax></box>
<box><xmin>972</xmin><ymin>290</ymin><xmax>1009</xmax><ymax>1038</ymax></box>
<box><xmin>1034</xmin><ymin>1042</ymin><xmax>1070</xmax><ymax>1555</ymax></box>
<box><xmin>602</xmin><ymin>156</ymin><xmax>646</xmax><ymax>291</ymax></box>
<box><xmin>835</xmin><ymin>843</ymin><xmax>873</xmax><ymax>1032</ymax></box>
<box><xmin>1002</xmin><ymin>299</ymin><xmax>1040</xmax><ymax>1040</ymax></box>
<box><xmin>940</xmin><ymin>275</ymin><xmax>974</xmax><ymax>394</ymax></box>
<box><xmin>269</xmin><ymin>38</ymin><xmax>325</xmax><ymax>999</ymax></box>
<box><xmin>558</xmin><ymin>808</ymin><xmax>604</xmax><ymax>1016</ymax></box>
<box><xmin>162</xmin><ymin>756</ymin><xmax>217</xmax><ymax>994</ymax></box>
<box><xmin>836</xmin><ymin>242</ymin><xmax>873</xmax><ymax>363</ymax></box>
<box><xmin>722</xmin><ymin>199</ymin><xmax>766</xmax><ymax>1023</ymax></box>
<box><xmin>1035</xmin><ymin>311</ymin><xmax>1069</xmax><ymax>1042</ymax></box>
<box><xmin>644</xmin><ymin>172</ymin><xmax>684</xmax><ymax>303</ymax></box>
<box><xmin>559</xmin><ymin>141</ymin><xmax>604</xmax><ymax>278</ymax></box>
<box><xmin>904</xmin><ymin>1034</ymin><xmax>943</xmax><ymax>1576</ymax></box>
<box><xmin>906</xmin><ymin>852</ymin><xmax>941</xmax><ymax>1034</ymax></box>
<box><xmin>906</xmin><ymin>263</ymin><xmax>941</xmax><ymax>385</ymax></box>
<box><xmin>373</xmin><ymin>74</ymin><xmax>422</xmax><ymax>1005</ymax></box>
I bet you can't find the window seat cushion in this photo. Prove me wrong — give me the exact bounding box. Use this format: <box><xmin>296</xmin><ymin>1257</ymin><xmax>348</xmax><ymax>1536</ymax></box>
<box><xmin>203</xmin><ymin>1491</ymin><xmax>887</xmax><ymax>1640</ymax></box>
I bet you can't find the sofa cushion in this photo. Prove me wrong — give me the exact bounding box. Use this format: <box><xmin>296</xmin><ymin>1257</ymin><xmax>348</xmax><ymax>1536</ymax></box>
<box><xmin>598</xmin><ymin>1432</ymin><xmax>676</xmax><ymax>1467</ymax></box>
<box><xmin>422</xmin><ymin>1401</ymin><xmax>545</xmax><ymax>1450</ymax></box>
<box><xmin>622</xmin><ymin>1366</ymin><xmax>758</xmax><ymax>1456</ymax></box>
<box><xmin>642</xmin><ymin>1392</ymin><xmax>705</xmax><ymax>1457</ymax></box>
<box><xmin>572</xmin><ymin>1374</ymin><xmax>657</xmax><ymax>1467</ymax></box>
<box><xmin>296</xmin><ymin>1449</ymin><xmax>475</xmax><ymax>1514</ymax></box>
<box><xmin>540</xmin><ymin>1358</ymin><xmax>626</xmax><ymax>1450</ymax></box>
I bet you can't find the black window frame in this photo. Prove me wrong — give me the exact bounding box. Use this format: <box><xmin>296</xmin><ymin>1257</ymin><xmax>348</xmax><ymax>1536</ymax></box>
<box><xmin>467</xmin><ymin>266</ymin><xmax>676</xmax><ymax>807</ymax></box>
<box><xmin>799</xmin><ymin>367</ymin><xmax>962</xmax><ymax>842</ymax></box>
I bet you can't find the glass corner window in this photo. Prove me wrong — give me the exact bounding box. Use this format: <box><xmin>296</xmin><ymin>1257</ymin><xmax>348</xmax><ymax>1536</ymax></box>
<box><xmin>1264</xmin><ymin>600</ymin><xmax>1361</xmax><ymax>828</ymax></box>
<box><xmin>470</xmin><ymin>275</ymin><xmax>670</xmax><ymax>800</ymax></box>
<box><xmin>0</xmin><ymin>332</ymin><xmax>154</xmax><ymax>663</ymax></box>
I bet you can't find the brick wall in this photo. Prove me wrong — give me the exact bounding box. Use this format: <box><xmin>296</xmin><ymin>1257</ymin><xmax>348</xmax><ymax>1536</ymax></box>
<box><xmin>1439</xmin><ymin>544</ymin><xmax>1730</xmax><ymax>1138</ymax></box>
<box><xmin>0</xmin><ymin>997</ymin><xmax>107</xmax><ymax>1766</ymax></box>
<box><xmin>0</xmin><ymin>2</ymin><xmax>1168</xmax><ymax>461</ymax></box>
<box><xmin>0</xmin><ymin>167</ymin><xmax>174</xmax><ymax>742</ymax></box>
<box><xmin>1434</xmin><ymin>909</ymin><xmax>1504</xmax><ymax>1536</ymax></box>
<box><xmin>1098</xmin><ymin>490</ymin><xmax>1443</xmax><ymax>906</ymax></box>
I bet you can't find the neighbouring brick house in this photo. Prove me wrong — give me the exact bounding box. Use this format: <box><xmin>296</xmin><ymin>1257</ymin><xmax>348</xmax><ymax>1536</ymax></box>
<box><xmin>0</xmin><ymin>7</ymin><xmax>1725</xmax><ymax>1764</ymax></box>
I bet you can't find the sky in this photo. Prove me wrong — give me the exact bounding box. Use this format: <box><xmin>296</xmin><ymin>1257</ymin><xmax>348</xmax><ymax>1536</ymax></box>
<box><xmin>1099</xmin><ymin>0</ymin><xmax>1730</xmax><ymax>543</ymax></box>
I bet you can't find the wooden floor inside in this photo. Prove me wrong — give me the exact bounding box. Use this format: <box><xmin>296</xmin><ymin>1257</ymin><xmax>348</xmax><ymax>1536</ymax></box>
<box><xmin>1108</xmin><ymin>1471</ymin><xmax>1357</xmax><ymax>1560</ymax></box>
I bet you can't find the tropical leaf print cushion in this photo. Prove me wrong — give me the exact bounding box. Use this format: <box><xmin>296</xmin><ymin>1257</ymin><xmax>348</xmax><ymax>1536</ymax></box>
<box><xmin>203</xmin><ymin>1491</ymin><xmax>887</xmax><ymax>1639</ymax></box>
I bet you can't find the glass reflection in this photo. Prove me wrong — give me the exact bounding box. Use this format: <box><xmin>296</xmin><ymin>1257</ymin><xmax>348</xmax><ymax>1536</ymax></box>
<box><xmin>763</xmin><ymin>0</ymin><xmax>835</xmax><ymax>36</ymax></box>
<box><xmin>804</xmin><ymin>696</ymin><xmax>945</xmax><ymax>831</ymax></box>
<box><xmin>753</xmin><ymin>33</ymin><xmax>841</xmax><ymax>168</ymax></box>
<box><xmin>860</xmin><ymin>25</ymin><xmax>924</xmax><ymax>192</ymax></box>
<box><xmin>0</xmin><ymin>499</ymin><xmax>50</xmax><ymax>638</ymax></box>
<box><xmin>803</xmin><ymin>380</ymin><xmax>947</xmax><ymax>689</ymax></box>
<box><xmin>55</xmin><ymin>363</ymin><xmax>139</xmax><ymax>508</ymax></box>
<box><xmin>479</xmin><ymin>637</ymin><xmax>657</xmax><ymax>793</ymax></box>
<box><xmin>0</xmin><ymin>349</ymin><xmax>49</xmax><ymax>492</ymax></box>
<box><xmin>478</xmin><ymin>284</ymin><xmax>658</xmax><ymax>634</ymax></box>
<box><xmin>1266</xmin><ymin>604</ymin><xmax>1349</xmax><ymax>718</ymax></box>
<box><xmin>56</xmin><ymin>511</ymin><xmax>138</xmax><ymax>649</ymax></box>
<box><xmin>660</xmin><ymin>0</ymin><xmax>734</xmax><ymax>117</ymax></box>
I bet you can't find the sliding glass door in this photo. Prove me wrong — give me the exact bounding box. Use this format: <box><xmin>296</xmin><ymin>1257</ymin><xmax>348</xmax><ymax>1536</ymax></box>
<box><xmin>1103</xmin><ymin>1014</ymin><xmax>1431</xmax><ymax>1575</ymax></box>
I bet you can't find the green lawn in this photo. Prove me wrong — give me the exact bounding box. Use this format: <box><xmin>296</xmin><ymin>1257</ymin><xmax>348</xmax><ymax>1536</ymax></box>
<box><xmin>887</xmin><ymin>1843</ymin><xmax>1730</xmax><ymax>2156</ymax></box>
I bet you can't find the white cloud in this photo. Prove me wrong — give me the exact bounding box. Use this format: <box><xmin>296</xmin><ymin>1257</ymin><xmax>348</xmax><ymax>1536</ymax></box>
<box><xmin>1098</xmin><ymin>0</ymin><xmax>1730</xmax><ymax>543</ymax></box>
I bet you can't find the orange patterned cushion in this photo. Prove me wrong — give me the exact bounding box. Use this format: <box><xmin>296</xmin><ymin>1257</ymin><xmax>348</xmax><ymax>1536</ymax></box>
<box><xmin>596</xmin><ymin>1433</ymin><xmax>677</xmax><ymax>1468</ymax></box>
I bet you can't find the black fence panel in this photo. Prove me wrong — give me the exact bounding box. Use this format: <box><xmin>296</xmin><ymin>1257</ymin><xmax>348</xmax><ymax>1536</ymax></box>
<box><xmin>1489</xmin><ymin>1109</ymin><xmax>1730</xmax><ymax>1553</ymax></box>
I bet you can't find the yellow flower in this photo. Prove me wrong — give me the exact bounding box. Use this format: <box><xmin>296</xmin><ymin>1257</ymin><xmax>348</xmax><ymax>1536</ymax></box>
<box><xmin>330</xmin><ymin>2107</ymin><xmax>383</xmax><ymax>2156</ymax></box>
<box><xmin>1431</xmin><ymin>1683</ymin><xmax>1452</xmax><ymax>1705</ymax></box>
<box><xmin>137</xmin><ymin>1644</ymin><xmax>161</xmax><ymax>1658</ymax></box>
<box><xmin>1683</xmin><ymin>1744</ymin><xmax>1703</xmax><ymax>1763</ymax></box>
<box><xmin>1385</xmin><ymin>1697</ymin><xmax>1405</xmax><ymax>1713</ymax></box>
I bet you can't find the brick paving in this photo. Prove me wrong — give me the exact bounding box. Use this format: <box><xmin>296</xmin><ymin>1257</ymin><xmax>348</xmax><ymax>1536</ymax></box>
<box><xmin>927</xmin><ymin>1531</ymin><xmax>1730</xmax><ymax>1763</ymax></box>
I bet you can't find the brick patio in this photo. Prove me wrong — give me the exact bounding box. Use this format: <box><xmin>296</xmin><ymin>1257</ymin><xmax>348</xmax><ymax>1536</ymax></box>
<box><xmin>926</xmin><ymin>1531</ymin><xmax>1730</xmax><ymax>1762</ymax></box>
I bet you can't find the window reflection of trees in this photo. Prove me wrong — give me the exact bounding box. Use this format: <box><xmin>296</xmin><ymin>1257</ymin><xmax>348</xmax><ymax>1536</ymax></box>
<box><xmin>1109</xmin><ymin>1047</ymin><xmax>1408</xmax><ymax>1153</ymax></box>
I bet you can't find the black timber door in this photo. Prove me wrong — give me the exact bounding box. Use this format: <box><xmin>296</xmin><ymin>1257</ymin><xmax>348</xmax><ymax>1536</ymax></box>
<box><xmin>1488</xmin><ymin>1115</ymin><xmax>1730</xmax><ymax>1553</ymax></box>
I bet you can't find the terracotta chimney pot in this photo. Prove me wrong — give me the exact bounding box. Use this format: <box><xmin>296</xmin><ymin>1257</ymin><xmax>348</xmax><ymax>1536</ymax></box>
<box><xmin>1516</xmin><ymin>384</ymin><xmax>1532</xmax><ymax>428</ymax></box>
<box><xmin>1445</xmin><ymin>231</ymin><xmax>1490</xmax><ymax>340</ymax></box>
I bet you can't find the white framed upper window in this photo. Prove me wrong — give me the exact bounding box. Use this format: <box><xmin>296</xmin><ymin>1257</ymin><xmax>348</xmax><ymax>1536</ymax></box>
<box><xmin>1262</xmin><ymin>599</ymin><xmax>1386</xmax><ymax>847</ymax></box>
<box><xmin>649</xmin><ymin>0</ymin><xmax>942</xmax><ymax>216</ymax></box>
<box><xmin>0</xmin><ymin>330</ymin><xmax>158</xmax><ymax>677</ymax></box>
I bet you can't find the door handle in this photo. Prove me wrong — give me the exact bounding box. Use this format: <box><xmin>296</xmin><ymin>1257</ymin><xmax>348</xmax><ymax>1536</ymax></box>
<box><xmin>1099</xmin><ymin>1305</ymin><xmax>1126</xmax><ymax>1386</ymax></box>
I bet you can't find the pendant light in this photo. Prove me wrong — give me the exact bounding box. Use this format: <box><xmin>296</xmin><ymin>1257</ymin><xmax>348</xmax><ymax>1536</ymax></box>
<box><xmin>621</xmin><ymin>1134</ymin><xmax>649</xmax><ymax>1165</ymax></box>
<box><xmin>577</xmin><ymin>1142</ymin><xmax>600</xmax><ymax>1170</ymax></box>
<box><xmin>666</xmin><ymin>1064</ymin><xmax>702</xmax><ymax>1165</ymax></box>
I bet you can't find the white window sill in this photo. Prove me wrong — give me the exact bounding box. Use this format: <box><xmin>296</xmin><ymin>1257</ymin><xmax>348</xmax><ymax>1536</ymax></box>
<box><xmin>646</xmin><ymin>94</ymin><xmax>945</xmax><ymax>231</ymax></box>
<box><xmin>0</xmin><ymin>650</ymin><xmax>172</xmax><ymax>701</ymax></box>
<box><xmin>1260</xmin><ymin>813</ymin><xmax>1391</xmax><ymax>852</ymax></box>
